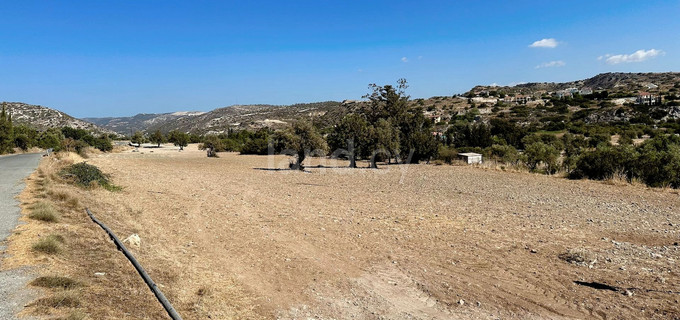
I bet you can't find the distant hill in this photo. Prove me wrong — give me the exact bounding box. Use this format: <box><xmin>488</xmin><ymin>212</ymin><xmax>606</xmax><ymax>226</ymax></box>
<box><xmin>83</xmin><ymin>111</ymin><xmax>206</xmax><ymax>136</ymax></box>
<box><xmin>468</xmin><ymin>72</ymin><xmax>680</xmax><ymax>96</ymax></box>
<box><xmin>87</xmin><ymin>101</ymin><xmax>344</xmax><ymax>135</ymax></box>
<box><xmin>3</xmin><ymin>102</ymin><xmax>106</xmax><ymax>132</ymax></box>
<box><xmin>7</xmin><ymin>72</ymin><xmax>679</xmax><ymax>136</ymax></box>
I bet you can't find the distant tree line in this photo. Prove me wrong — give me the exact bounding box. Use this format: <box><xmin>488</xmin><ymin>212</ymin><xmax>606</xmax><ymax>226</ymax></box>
<box><xmin>190</xmin><ymin>79</ymin><xmax>439</xmax><ymax>169</ymax></box>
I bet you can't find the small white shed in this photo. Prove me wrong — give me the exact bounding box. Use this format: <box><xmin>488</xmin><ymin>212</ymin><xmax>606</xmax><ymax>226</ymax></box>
<box><xmin>458</xmin><ymin>152</ymin><xmax>483</xmax><ymax>164</ymax></box>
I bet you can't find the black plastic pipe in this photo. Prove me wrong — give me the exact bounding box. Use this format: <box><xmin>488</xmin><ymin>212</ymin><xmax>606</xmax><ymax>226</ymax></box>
<box><xmin>86</xmin><ymin>208</ymin><xmax>182</xmax><ymax>320</ymax></box>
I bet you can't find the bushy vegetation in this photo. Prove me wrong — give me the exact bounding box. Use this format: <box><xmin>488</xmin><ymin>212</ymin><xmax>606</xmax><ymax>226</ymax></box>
<box><xmin>59</xmin><ymin>163</ymin><xmax>120</xmax><ymax>191</ymax></box>
<box><xmin>569</xmin><ymin>135</ymin><xmax>680</xmax><ymax>188</ymax></box>
<box><xmin>197</xmin><ymin>128</ymin><xmax>277</xmax><ymax>155</ymax></box>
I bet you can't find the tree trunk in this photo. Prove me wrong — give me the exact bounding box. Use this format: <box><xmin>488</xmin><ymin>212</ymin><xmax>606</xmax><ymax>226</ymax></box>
<box><xmin>348</xmin><ymin>139</ymin><xmax>356</xmax><ymax>168</ymax></box>
<box><xmin>294</xmin><ymin>150</ymin><xmax>306</xmax><ymax>170</ymax></box>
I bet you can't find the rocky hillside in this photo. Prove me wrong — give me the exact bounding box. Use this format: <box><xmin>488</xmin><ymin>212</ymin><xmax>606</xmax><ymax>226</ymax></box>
<box><xmin>469</xmin><ymin>72</ymin><xmax>680</xmax><ymax>96</ymax></box>
<box><xmin>89</xmin><ymin>101</ymin><xmax>343</xmax><ymax>135</ymax></box>
<box><xmin>83</xmin><ymin>111</ymin><xmax>206</xmax><ymax>136</ymax></box>
<box><xmin>2</xmin><ymin>102</ymin><xmax>105</xmax><ymax>132</ymax></box>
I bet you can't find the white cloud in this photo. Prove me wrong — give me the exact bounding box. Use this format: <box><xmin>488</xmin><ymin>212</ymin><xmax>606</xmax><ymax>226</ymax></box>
<box><xmin>529</xmin><ymin>38</ymin><xmax>558</xmax><ymax>48</ymax></box>
<box><xmin>535</xmin><ymin>60</ymin><xmax>566</xmax><ymax>69</ymax></box>
<box><xmin>401</xmin><ymin>57</ymin><xmax>408</xmax><ymax>63</ymax></box>
<box><xmin>417</xmin><ymin>55</ymin><xmax>423</xmax><ymax>60</ymax></box>
<box><xmin>601</xmin><ymin>49</ymin><xmax>665</xmax><ymax>64</ymax></box>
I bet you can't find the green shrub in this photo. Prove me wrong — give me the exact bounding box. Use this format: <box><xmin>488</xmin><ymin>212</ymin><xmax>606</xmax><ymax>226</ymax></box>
<box><xmin>436</xmin><ymin>146</ymin><xmax>457</xmax><ymax>164</ymax></box>
<box><xmin>488</xmin><ymin>144</ymin><xmax>520</xmax><ymax>165</ymax></box>
<box><xmin>524</xmin><ymin>142</ymin><xmax>559</xmax><ymax>173</ymax></box>
<box><xmin>240</xmin><ymin>138</ymin><xmax>270</xmax><ymax>155</ymax></box>
<box><xmin>93</xmin><ymin>136</ymin><xmax>113</xmax><ymax>152</ymax></box>
<box><xmin>588</xmin><ymin>133</ymin><xmax>611</xmax><ymax>148</ymax></box>
<box><xmin>635</xmin><ymin>136</ymin><xmax>680</xmax><ymax>188</ymax></box>
<box><xmin>59</xmin><ymin>163</ymin><xmax>120</xmax><ymax>191</ymax></box>
<box><xmin>570</xmin><ymin>145</ymin><xmax>637</xmax><ymax>181</ymax></box>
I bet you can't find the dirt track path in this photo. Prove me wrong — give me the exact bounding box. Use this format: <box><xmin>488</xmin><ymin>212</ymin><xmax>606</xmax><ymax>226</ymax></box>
<box><xmin>83</xmin><ymin>146</ymin><xmax>680</xmax><ymax>319</ymax></box>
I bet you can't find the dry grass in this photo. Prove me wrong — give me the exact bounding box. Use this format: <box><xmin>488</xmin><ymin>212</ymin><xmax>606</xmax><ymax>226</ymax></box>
<box><xmin>6</xmin><ymin>147</ymin><xmax>680</xmax><ymax>319</ymax></box>
<box><xmin>32</xmin><ymin>234</ymin><xmax>64</xmax><ymax>254</ymax></box>
<box><xmin>31</xmin><ymin>276</ymin><xmax>80</xmax><ymax>290</ymax></box>
<box><xmin>58</xmin><ymin>311</ymin><xmax>87</xmax><ymax>320</ymax></box>
<box><xmin>48</xmin><ymin>189</ymin><xmax>81</xmax><ymax>209</ymax></box>
<box><xmin>32</xmin><ymin>292</ymin><xmax>81</xmax><ymax>308</ymax></box>
<box><xmin>28</xmin><ymin>202</ymin><xmax>59</xmax><ymax>222</ymax></box>
<box><xmin>4</xmin><ymin>152</ymin><xmax>173</xmax><ymax>319</ymax></box>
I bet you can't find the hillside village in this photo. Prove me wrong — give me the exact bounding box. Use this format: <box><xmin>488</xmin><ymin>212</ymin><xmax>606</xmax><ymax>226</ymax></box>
<box><xmin>409</xmin><ymin>72</ymin><xmax>680</xmax><ymax>138</ymax></box>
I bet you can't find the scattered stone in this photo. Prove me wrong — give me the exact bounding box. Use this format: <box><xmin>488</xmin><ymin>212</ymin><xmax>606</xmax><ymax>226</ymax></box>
<box><xmin>94</xmin><ymin>272</ymin><xmax>106</xmax><ymax>276</ymax></box>
<box><xmin>122</xmin><ymin>234</ymin><xmax>141</xmax><ymax>248</ymax></box>
<box><xmin>458</xmin><ymin>299</ymin><xmax>465</xmax><ymax>306</ymax></box>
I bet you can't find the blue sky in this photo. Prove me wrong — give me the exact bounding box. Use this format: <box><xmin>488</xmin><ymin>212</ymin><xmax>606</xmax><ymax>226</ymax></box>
<box><xmin>1</xmin><ymin>1</ymin><xmax>678</xmax><ymax>117</ymax></box>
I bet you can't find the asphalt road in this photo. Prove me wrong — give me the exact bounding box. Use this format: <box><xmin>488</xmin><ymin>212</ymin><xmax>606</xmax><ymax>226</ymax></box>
<box><xmin>0</xmin><ymin>153</ymin><xmax>42</xmax><ymax>320</ymax></box>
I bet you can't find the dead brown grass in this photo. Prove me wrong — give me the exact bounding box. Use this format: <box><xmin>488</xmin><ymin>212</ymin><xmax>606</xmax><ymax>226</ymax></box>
<box><xmin>31</xmin><ymin>276</ymin><xmax>80</xmax><ymax>290</ymax></box>
<box><xmin>6</xmin><ymin>146</ymin><xmax>680</xmax><ymax>319</ymax></box>
<box><xmin>28</xmin><ymin>201</ymin><xmax>60</xmax><ymax>222</ymax></box>
<box><xmin>32</xmin><ymin>292</ymin><xmax>82</xmax><ymax>308</ymax></box>
<box><xmin>32</xmin><ymin>234</ymin><xmax>64</xmax><ymax>254</ymax></box>
<box><xmin>3</xmin><ymin>152</ymin><xmax>170</xmax><ymax>319</ymax></box>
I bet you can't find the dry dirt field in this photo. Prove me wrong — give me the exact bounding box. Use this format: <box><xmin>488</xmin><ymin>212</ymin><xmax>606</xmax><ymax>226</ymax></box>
<box><xmin>8</xmin><ymin>144</ymin><xmax>680</xmax><ymax>319</ymax></box>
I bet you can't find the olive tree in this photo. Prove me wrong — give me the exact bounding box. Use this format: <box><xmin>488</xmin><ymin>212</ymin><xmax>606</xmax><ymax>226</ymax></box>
<box><xmin>283</xmin><ymin>120</ymin><xmax>327</xmax><ymax>170</ymax></box>
<box><xmin>149</xmin><ymin>129</ymin><xmax>165</xmax><ymax>147</ymax></box>
<box><xmin>168</xmin><ymin>130</ymin><xmax>190</xmax><ymax>150</ymax></box>
<box><xmin>130</xmin><ymin>131</ymin><xmax>145</xmax><ymax>147</ymax></box>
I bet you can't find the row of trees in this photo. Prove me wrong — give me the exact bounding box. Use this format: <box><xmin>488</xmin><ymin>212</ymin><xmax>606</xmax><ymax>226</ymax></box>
<box><xmin>128</xmin><ymin>129</ymin><xmax>195</xmax><ymax>150</ymax></box>
<box><xmin>193</xmin><ymin>80</ymin><xmax>439</xmax><ymax>169</ymax></box>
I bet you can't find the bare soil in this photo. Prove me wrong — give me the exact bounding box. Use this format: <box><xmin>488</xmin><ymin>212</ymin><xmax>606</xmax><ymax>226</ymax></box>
<box><xmin>9</xmin><ymin>144</ymin><xmax>680</xmax><ymax>319</ymax></box>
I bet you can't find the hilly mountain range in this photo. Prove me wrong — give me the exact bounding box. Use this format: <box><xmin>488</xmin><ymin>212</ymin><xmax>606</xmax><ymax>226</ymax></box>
<box><xmin>469</xmin><ymin>72</ymin><xmax>680</xmax><ymax>96</ymax></box>
<box><xmin>5</xmin><ymin>72</ymin><xmax>680</xmax><ymax>135</ymax></box>
<box><xmin>2</xmin><ymin>102</ymin><xmax>106</xmax><ymax>132</ymax></box>
<box><xmin>84</xmin><ymin>101</ymin><xmax>342</xmax><ymax>135</ymax></box>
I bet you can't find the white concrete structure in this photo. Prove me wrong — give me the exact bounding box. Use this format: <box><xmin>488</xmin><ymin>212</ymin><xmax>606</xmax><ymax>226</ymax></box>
<box><xmin>459</xmin><ymin>152</ymin><xmax>483</xmax><ymax>164</ymax></box>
